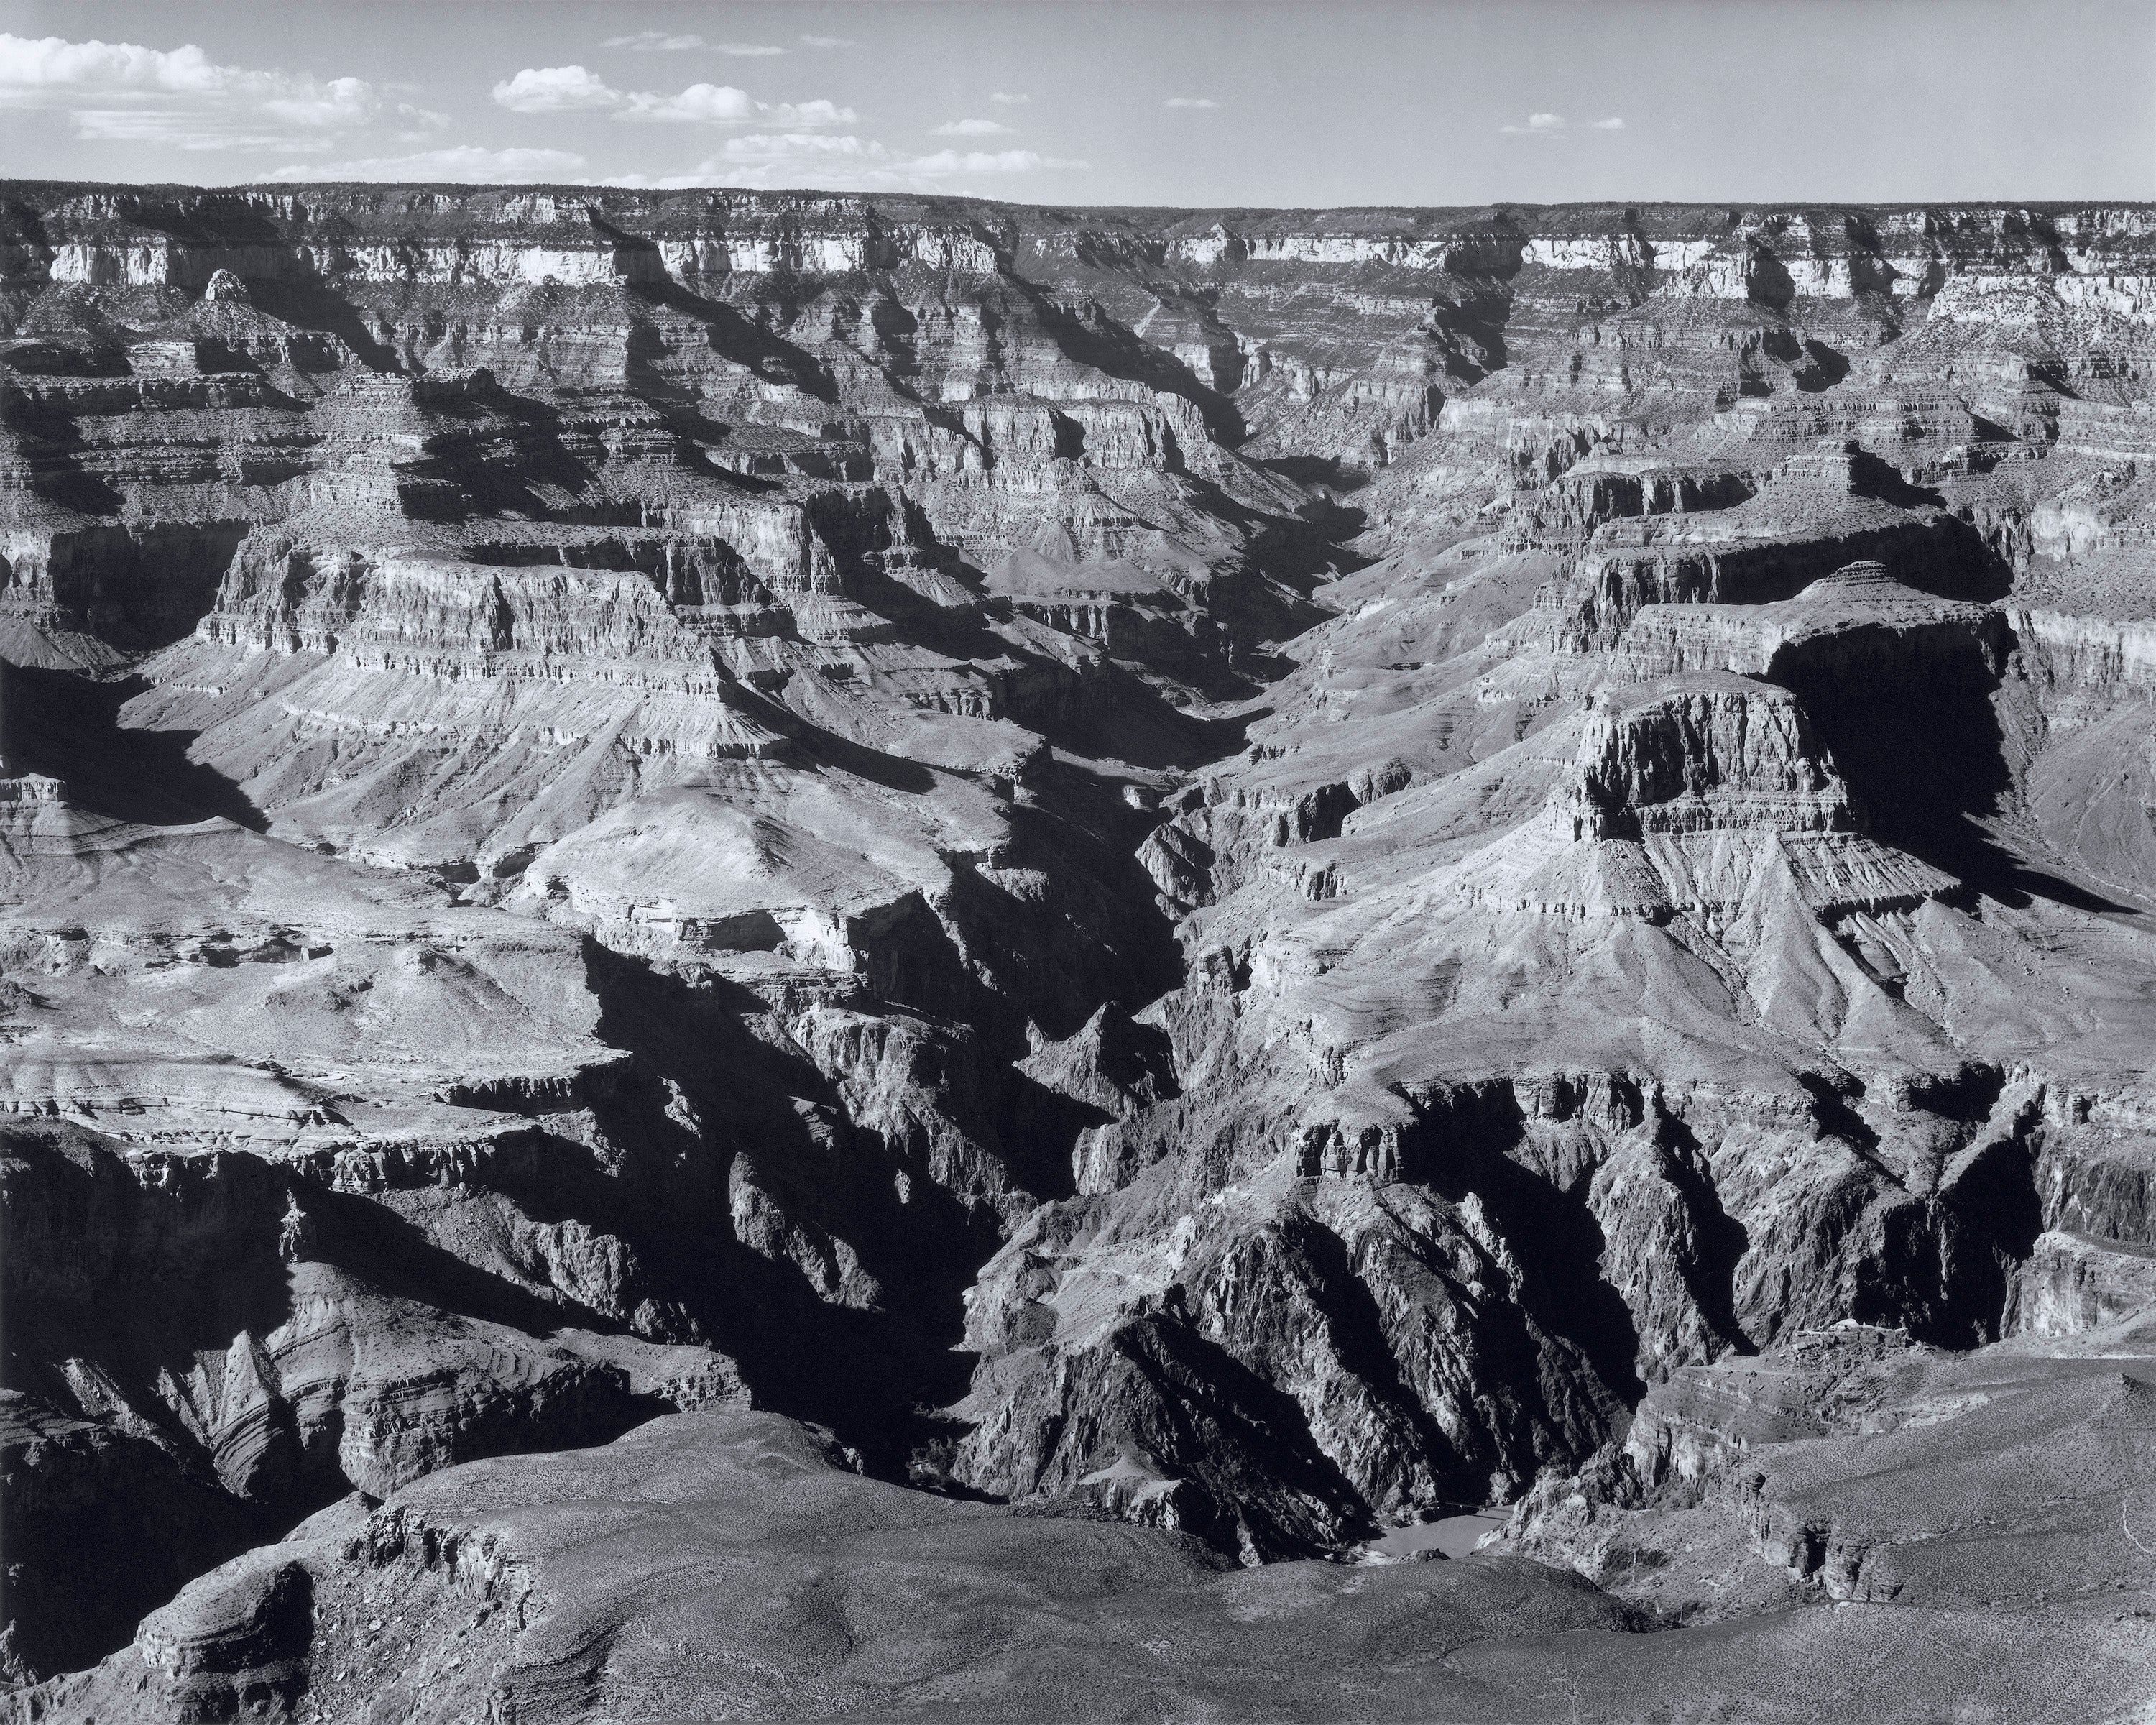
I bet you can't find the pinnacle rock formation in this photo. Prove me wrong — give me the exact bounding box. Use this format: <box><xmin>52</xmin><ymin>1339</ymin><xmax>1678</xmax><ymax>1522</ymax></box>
<box><xmin>5</xmin><ymin>185</ymin><xmax>2156</xmax><ymax>1721</ymax></box>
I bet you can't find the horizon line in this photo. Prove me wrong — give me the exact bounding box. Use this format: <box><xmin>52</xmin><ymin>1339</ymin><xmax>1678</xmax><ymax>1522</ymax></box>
<box><xmin>6</xmin><ymin>178</ymin><xmax>2155</xmax><ymax>216</ymax></box>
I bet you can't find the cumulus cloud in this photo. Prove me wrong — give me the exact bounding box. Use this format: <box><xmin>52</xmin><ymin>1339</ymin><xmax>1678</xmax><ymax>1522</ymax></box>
<box><xmin>1590</xmin><ymin>116</ymin><xmax>1625</xmax><ymax>129</ymax></box>
<box><xmin>1164</xmin><ymin>96</ymin><xmax>1220</xmax><ymax>109</ymax></box>
<box><xmin>766</xmin><ymin>98</ymin><xmax>852</xmax><ymax>127</ymax></box>
<box><xmin>492</xmin><ymin>64</ymin><xmax>619</xmax><ymax>112</ymax></box>
<box><xmin>268</xmin><ymin>144</ymin><xmax>586</xmax><ymax>183</ymax></box>
<box><xmin>0</xmin><ymin>29</ymin><xmax>392</xmax><ymax>150</ymax></box>
<box><xmin>930</xmin><ymin>117</ymin><xmax>1013</xmax><ymax>137</ymax></box>
<box><xmin>798</xmin><ymin>34</ymin><xmax>858</xmax><ymax>49</ymax></box>
<box><xmin>618</xmin><ymin>82</ymin><xmax>758</xmax><ymax>122</ymax></box>
<box><xmin>990</xmin><ymin>91</ymin><xmax>1028</xmax><ymax>104</ymax></box>
<box><xmin>602</xmin><ymin>32</ymin><xmax>784</xmax><ymax>54</ymax></box>
<box><xmin>492</xmin><ymin>65</ymin><xmax>853</xmax><ymax>127</ymax></box>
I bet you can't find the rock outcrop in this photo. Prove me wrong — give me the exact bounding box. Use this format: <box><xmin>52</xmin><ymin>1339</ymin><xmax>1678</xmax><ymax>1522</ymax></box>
<box><xmin>22</xmin><ymin>1402</ymin><xmax>2156</xmax><ymax>1725</ymax></box>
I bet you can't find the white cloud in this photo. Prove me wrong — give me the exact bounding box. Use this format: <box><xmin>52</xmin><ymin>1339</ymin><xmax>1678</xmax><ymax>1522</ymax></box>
<box><xmin>73</xmin><ymin>110</ymin><xmax>333</xmax><ymax>152</ymax></box>
<box><xmin>599</xmin><ymin>132</ymin><xmax>890</xmax><ymax>190</ymax></box>
<box><xmin>600</xmin><ymin>132</ymin><xmax>1084</xmax><ymax>193</ymax></box>
<box><xmin>990</xmin><ymin>91</ymin><xmax>1028</xmax><ymax>104</ymax></box>
<box><xmin>621</xmin><ymin>87</ymin><xmax>854</xmax><ymax>126</ymax></box>
<box><xmin>492</xmin><ymin>65</ymin><xmax>852</xmax><ymax>127</ymax></box>
<box><xmin>492</xmin><ymin>65</ymin><xmax>619</xmax><ymax>112</ymax></box>
<box><xmin>392</xmin><ymin>104</ymin><xmax>453</xmax><ymax>142</ymax></box>
<box><xmin>1500</xmin><ymin>111</ymin><xmax>1622</xmax><ymax>136</ymax></box>
<box><xmin>268</xmin><ymin>144</ymin><xmax>586</xmax><ymax>183</ymax></box>
<box><xmin>257</xmin><ymin>83</ymin><xmax>376</xmax><ymax>129</ymax></box>
<box><xmin>724</xmin><ymin>132</ymin><xmax>887</xmax><ymax>165</ymax></box>
<box><xmin>0</xmin><ymin>30</ymin><xmax>387</xmax><ymax>150</ymax></box>
<box><xmin>0</xmin><ymin>33</ymin><xmax>224</xmax><ymax>96</ymax></box>
<box><xmin>765</xmin><ymin>98</ymin><xmax>852</xmax><ymax>128</ymax></box>
<box><xmin>602</xmin><ymin>32</ymin><xmax>783</xmax><ymax>54</ymax></box>
<box><xmin>798</xmin><ymin>34</ymin><xmax>858</xmax><ymax>49</ymax></box>
<box><xmin>618</xmin><ymin>81</ymin><xmax>757</xmax><ymax>122</ymax></box>
<box><xmin>908</xmin><ymin>148</ymin><xmax>1074</xmax><ymax>177</ymax></box>
<box><xmin>602</xmin><ymin>32</ymin><xmax>699</xmax><ymax>51</ymax></box>
<box><xmin>931</xmin><ymin>117</ymin><xmax>1013</xmax><ymax>137</ymax></box>
<box><xmin>1164</xmin><ymin>96</ymin><xmax>1220</xmax><ymax>109</ymax></box>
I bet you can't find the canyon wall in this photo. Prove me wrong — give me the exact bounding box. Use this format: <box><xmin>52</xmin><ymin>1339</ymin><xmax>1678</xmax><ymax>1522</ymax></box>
<box><xmin>5</xmin><ymin>183</ymin><xmax>2156</xmax><ymax>1717</ymax></box>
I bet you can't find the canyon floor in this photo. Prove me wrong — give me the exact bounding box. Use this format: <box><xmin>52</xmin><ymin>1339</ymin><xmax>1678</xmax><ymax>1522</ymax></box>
<box><xmin>4</xmin><ymin>185</ymin><xmax>2156</xmax><ymax>1722</ymax></box>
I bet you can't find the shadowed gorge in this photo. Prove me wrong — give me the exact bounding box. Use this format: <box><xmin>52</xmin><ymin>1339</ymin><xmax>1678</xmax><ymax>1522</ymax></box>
<box><xmin>5</xmin><ymin>183</ymin><xmax>2156</xmax><ymax>1724</ymax></box>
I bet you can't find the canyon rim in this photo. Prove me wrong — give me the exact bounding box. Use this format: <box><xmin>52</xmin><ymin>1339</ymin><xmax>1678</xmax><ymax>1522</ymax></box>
<box><xmin>4</xmin><ymin>2</ymin><xmax>2156</xmax><ymax>1721</ymax></box>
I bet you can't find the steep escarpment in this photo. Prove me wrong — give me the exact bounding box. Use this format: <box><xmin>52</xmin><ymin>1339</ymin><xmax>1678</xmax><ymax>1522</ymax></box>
<box><xmin>5</xmin><ymin>184</ymin><xmax>2156</xmax><ymax>1720</ymax></box>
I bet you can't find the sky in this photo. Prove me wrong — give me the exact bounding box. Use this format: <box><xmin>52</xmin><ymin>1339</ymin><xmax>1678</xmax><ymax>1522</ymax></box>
<box><xmin>1</xmin><ymin>0</ymin><xmax>2152</xmax><ymax>207</ymax></box>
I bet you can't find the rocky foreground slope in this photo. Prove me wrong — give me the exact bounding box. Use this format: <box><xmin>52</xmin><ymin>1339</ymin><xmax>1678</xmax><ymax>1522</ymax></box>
<box><xmin>4</xmin><ymin>184</ymin><xmax>2156</xmax><ymax>1720</ymax></box>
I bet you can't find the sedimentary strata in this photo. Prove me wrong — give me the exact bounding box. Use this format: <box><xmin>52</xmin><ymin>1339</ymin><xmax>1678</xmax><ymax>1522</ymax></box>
<box><xmin>5</xmin><ymin>185</ymin><xmax>2156</xmax><ymax>1721</ymax></box>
